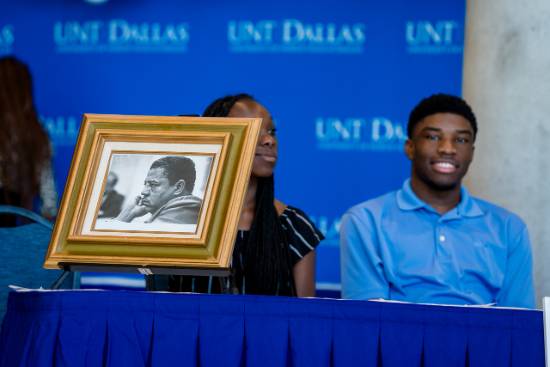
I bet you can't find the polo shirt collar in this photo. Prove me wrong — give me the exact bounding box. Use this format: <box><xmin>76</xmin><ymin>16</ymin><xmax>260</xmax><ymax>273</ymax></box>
<box><xmin>396</xmin><ymin>179</ymin><xmax>483</xmax><ymax>218</ymax></box>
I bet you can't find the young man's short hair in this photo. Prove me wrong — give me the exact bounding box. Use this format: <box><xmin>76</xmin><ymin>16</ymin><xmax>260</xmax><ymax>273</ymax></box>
<box><xmin>407</xmin><ymin>93</ymin><xmax>478</xmax><ymax>140</ymax></box>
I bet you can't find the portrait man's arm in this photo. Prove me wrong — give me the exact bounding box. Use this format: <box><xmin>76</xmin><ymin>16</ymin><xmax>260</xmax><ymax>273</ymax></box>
<box><xmin>496</xmin><ymin>223</ymin><xmax>535</xmax><ymax>308</ymax></box>
<box><xmin>116</xmin><ymin>195</ymin><xmax>149</xmax><ymax>222</ymax></box>
<box><xmin>340</xmin><ymin>210</ymin><xmax>389</xmax><ymax>300</ymax></box>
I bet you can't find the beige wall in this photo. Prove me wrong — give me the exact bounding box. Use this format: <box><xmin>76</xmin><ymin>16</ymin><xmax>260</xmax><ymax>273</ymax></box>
<box><xmin>463</xmin><ymin>0</ymin><xmax>550</xmax><ymax>306</ymax></box>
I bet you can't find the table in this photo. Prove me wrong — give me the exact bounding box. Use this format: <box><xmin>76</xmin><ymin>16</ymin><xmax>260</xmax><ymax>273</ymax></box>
<box><xmin>0</xmin><ymin>290</ymin><xmax>544</xmax><ymax>366</ymax></box>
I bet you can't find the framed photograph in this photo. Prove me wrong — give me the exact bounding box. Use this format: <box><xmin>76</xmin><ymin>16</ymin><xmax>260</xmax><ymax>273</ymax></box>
<box><xmin>44</xmin><ymin>114</ymin><xmax>261</xmax><ymax>273</ymax></box>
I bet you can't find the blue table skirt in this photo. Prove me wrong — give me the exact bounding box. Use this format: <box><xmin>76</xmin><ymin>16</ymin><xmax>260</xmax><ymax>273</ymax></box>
<box><xmin>0</xmin><ymin>290</ymin><xmax>544</xmax><ymax>366</ymax></box>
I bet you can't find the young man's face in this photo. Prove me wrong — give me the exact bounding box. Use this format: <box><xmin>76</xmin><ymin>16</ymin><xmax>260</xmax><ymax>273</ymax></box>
<box><xmin>140</xmin><ymin>167</ymin><xmax>177</xmax><ymax>213</ymax></box>
<box><xmin>405</xmin><ymin>112</ymin><xmax>475</xmax><ymax>191</ymax></box>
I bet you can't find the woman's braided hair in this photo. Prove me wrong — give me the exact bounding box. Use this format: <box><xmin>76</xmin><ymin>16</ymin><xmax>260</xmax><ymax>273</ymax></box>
<box><xmin>203</xmin><ymin>94</ymin><xmax>295</xmax><ymax>295</ymax></box>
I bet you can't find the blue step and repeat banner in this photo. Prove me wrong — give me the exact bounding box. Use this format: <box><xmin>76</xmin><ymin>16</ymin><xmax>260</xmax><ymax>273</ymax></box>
<box><xmin>1</xmin><ymin>0</ymin><xmax>465</xmax><ymax>294</ymax></box>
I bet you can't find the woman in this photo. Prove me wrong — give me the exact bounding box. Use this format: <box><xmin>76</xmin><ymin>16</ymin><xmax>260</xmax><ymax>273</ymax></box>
<box><xmin>0</xmin><ymin>56</ymin><xmax>57</xmax><ymax>225</ymax></box>
<box><xmin>171</xmin><ymin>94</ymin><xmax>323</xmax><ymax>296</ymax></box>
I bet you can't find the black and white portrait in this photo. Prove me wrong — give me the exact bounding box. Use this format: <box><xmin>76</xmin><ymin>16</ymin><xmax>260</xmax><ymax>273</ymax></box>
<box><xmin>96</xmin><ymin>153</ymin><xmax>213</xmax><ymax>233</ymax></box>
<box><xmin>80</xmin><ymin>140</ymin><xmax>221</xmax><ymax>238</ymax></box>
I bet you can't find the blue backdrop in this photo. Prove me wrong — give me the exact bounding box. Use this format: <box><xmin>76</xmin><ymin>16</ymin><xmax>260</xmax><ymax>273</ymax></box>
<box><xmin>1</xmin><ymin>0</ymin><xmax>465</xmax><ymax>293</ymax></box>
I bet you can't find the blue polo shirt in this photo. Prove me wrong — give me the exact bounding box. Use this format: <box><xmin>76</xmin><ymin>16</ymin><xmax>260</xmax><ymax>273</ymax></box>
<box><xmin>340</xmin><ymin>180</ymin><xmax>535</xmax><ymax>308</ymax></box>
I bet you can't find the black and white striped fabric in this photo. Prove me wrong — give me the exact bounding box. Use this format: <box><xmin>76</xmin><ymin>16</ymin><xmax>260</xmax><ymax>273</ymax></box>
<box><xmin>228</xmin><ymin>205</ymin><xmax>324</xmax><ymax>294</ymax></box>
<box><xmin>167</xmin><ymin>205</ymin><xmax>324</xmax><ymax>295</ymax></box>
<box><xmin>278</xmin><ymin>205</ymin><xmax>324</xmax><ymax>265</ymax></box>
<box><xmin>233</xmin><ymin>205</ymin><xmax>324</xmax><ymax>268</ymax></box>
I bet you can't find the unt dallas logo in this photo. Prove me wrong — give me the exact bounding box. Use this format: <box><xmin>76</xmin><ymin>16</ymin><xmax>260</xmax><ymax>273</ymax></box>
<box><xmin>53</xmin><ymin>20</ymin><xmax>190</xmax><ymax>53</ymax></box>
<box><xmin>309</xmin><ymin>215</ymin><xmax>341</xmax><ymax>248</ymax></box>
<box><xmin>316</xmin><ymin>117</ymin><xmax>406</xmax><ymax>151</ymax></box>
<box><xmin>41</xmin><ymin>115</ymin><xmax>79</xmax><ymax>146</ymax></box>
<box><xmin>406</xmin><ymin>20</ymin><xmax>463</xmax><ymax>54</ymax></box>
<box><xmin>228</xmin><ymin>19</ymin><xmax>366</xmax><ymax>54</ymax></box>
<box><xmin>0</xmin><ymin>25</ymin><xmax>14</xmax><ymax>53</ymax></box>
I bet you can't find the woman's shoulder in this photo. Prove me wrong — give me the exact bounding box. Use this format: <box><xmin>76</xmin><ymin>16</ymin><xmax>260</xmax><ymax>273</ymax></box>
<box><xmin>277</xmin><ymin>202</ymin><xmax>325</xmax><ymax>244</ymax></box>
<box><xmin>274</xmin><ymin>200</ymin><xmax>313</xmax><ymax>220</ymax></box>
<box><xmin>281</xmin><ymin>205</ymin><xmax>310</xmax><ymax>221</ymax></box>
<box><xmin>274</xmin><ymin>199</ymin><xmax>287</xmax><ymax>216</ymax></box>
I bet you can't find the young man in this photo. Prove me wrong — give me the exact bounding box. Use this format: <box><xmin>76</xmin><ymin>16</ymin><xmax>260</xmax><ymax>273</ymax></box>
<box><xmin>116</xmin><ymin>156</ymin><xmax>202</xmax><ymax>225</ymax></box>
<box><xmin>340</xmin><ymin>94</ymin><xmax>535</xmax><ymax>308</ymax></box>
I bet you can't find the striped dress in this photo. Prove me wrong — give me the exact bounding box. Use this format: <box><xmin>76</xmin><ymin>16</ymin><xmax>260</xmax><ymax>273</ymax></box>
<box><xmin>168</xmin><ymin>205</ymin><xmax>324</xmax><ymax>295</ymax></box>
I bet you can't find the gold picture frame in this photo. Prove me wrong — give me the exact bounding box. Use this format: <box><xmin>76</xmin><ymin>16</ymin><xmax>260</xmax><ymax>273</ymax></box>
<box><xmin>44</xmin><ymin>114</ymin><xmax>261</xmax><ymax>274</ymax></box>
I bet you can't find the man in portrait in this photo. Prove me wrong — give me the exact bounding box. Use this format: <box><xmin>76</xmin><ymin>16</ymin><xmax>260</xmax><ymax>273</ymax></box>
<box><xmin>98</xmin><ymin>172</ymin><xmax>125</xmax><ymax>218</ymax></box>
<box><xmin>339</xmin><ymin>93</ymin><xmax>535</xmax><ymax>308</ymax></box>
<box><xmin>116</xmin><ymin>156</ymin><xmax>202</xmax><ymax>225</ymax></box>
